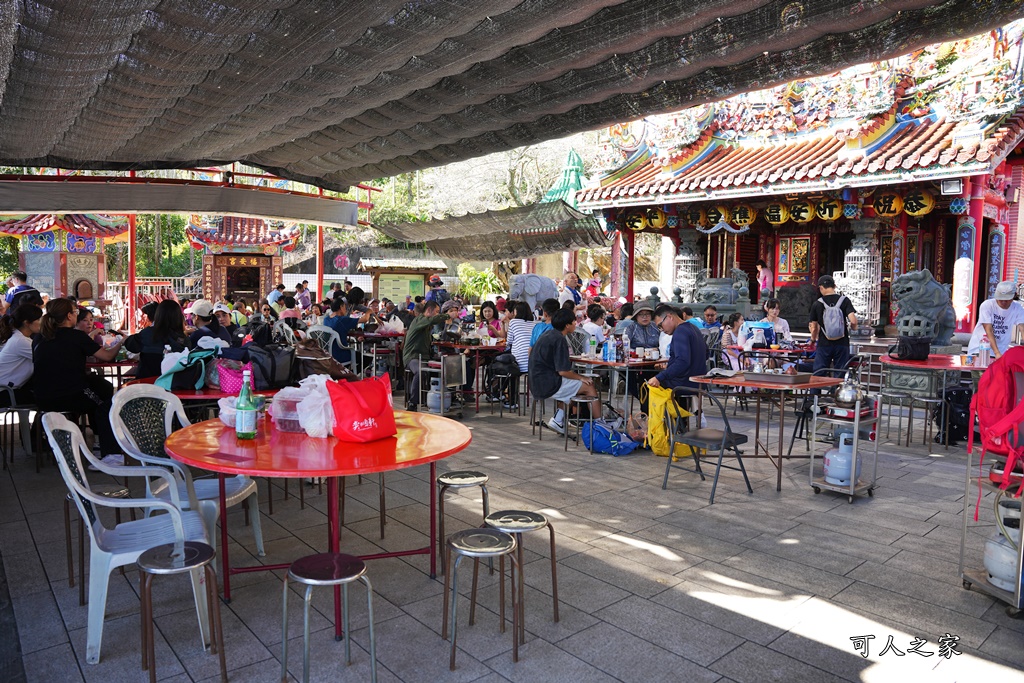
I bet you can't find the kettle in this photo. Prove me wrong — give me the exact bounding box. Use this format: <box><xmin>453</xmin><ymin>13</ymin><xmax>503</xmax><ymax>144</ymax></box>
<box><xmin>833</xmin><ymin>371</ymin><xmax>865</xmax><ymax>408</ymax></box>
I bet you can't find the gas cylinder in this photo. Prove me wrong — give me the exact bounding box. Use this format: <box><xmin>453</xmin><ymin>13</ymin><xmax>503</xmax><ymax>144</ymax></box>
<box><xmin>823</xmin><ymin>432</ymin><xmax>860</xmax><ymax>486</ymax></box>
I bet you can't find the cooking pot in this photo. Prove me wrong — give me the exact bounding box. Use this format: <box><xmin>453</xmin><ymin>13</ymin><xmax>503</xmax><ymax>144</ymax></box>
<box><xmin>833</xmin><ymin>372</ymin><xmax>865</xmax><ymax>408</ymax></box>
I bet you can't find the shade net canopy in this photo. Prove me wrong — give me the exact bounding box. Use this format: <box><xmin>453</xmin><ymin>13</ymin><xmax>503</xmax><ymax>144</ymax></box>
<box><xmin>0</xmin><ymin>1</ymin><xmax>1019</xmax><ymax>192</ymax></box>
<box><xmin>373</xmin><ymin>201</ymin><xmax>608</xmax><ymax>260</ymax></box>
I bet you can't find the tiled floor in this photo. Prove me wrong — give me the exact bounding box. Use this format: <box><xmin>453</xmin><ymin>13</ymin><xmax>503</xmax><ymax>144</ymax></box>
<box><xmin>2</xmin><ymin>399</ymin><xmax>1024</xmax><ymax>682</ymax></box>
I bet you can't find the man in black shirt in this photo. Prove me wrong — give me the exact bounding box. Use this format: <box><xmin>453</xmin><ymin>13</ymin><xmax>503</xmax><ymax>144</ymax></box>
<box><xmin>528</xmin><ymin>309</ymin><xmax>600</xmax><ymax>434</ymax></box>
<box><xmin>808</xmin><ymin>275</ymin><xmax>858</xmax><ymax>373</ymax></box>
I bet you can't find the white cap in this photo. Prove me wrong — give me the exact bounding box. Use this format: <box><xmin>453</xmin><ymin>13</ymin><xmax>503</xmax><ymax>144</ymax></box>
<box><xmin>185</xmin><ymin>299</ymin><xmax>214</xmax><ymax>317</ymax></box>
<box><xmin>212</xmin><ymin>302</ymin><xmax>232</xmax><ymax>315</ymax></box>
<box><xmin>994</xmin><ymin>281</ymin><xmax>1016</xmax><ymax>301</ymax></box>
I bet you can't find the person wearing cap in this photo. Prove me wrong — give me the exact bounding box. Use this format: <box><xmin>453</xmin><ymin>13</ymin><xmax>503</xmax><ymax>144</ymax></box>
<box><xmin>622</xmin><ymin>300</ymin><xmax>662</xmax><ymax>399</ymax></box>
<box><xmin>402</xmin><ymin>299</ymin><xmax>459</xmax><ymax>411</ymax></box>
<box><xmin>186</xmin><ymin>299</ymin><xmax>232</xmax><ymax>347</ymax></box>
<box><xmin>212</xmin><ymin>302</ymin><xmax>239</xmax><ymax>338</ymax></box>
<box><xmin>972</xmin><ymin>280</ymin><xmax>1024</xmax><ymax>359</ymax></box>
<box><xmin>424</xmin><ymin>275</ymin><xmax>450</xmax><ymax>306</ymax></box>
<box><xmin>808</xmin><ymin>275</ymin><xmax>858</xmax><ymax>372</ymax></box>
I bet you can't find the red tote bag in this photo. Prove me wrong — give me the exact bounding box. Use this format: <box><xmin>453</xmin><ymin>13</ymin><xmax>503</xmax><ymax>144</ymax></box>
<box><xmin>326</xmin><ymin>375</ymin><xmax>397</xmax><ymax>443</ymax></box>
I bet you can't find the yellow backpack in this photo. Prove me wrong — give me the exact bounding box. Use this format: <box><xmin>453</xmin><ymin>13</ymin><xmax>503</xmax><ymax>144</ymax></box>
<box><xmin>641</xmin><ymin>382</ymin><xmax>695</xmax><ymax>458</ymax></box>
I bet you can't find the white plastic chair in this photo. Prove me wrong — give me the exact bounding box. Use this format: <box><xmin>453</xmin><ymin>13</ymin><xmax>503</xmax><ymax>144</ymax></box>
<box><xmin>273</xmin><ymin>319</ymin><xmax>303</xmax><ymax>346</ymax></box>
<box><xmin>109</xmin><ymin>384</ymin><xmax>266</xmax><ymax>557</ymax></box>
<box><xmin>306</xmin><ymin>324</ymin><xmax>352</xmax><ymax>369</ymax></box>
<box><xmin>42</xmin><ymin>412</ymin><xmax>210</xmax><ymax>665</ymax></box>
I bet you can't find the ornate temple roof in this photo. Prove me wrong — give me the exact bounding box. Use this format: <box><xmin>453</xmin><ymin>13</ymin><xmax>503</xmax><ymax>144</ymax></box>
<box><xmin>0</xmin><ymin>213</ymin><xmax>128</xmax><ymax>237</ymax></box>
<box><xmin>186</xmin><ymin>215</ymin><xmax>301</xmax><ymax>251</ymax></box>
<box><xmin>578</xmin><ymin>23</ymin><xmax>1024</xmax><ymax>210</ymax></box>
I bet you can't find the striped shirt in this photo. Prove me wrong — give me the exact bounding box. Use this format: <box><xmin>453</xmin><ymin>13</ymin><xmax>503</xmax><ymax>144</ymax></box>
<box><xmin>506</xmin><ymin>318</ymin><xmax>536</xmax><ymax>372</ymax></box>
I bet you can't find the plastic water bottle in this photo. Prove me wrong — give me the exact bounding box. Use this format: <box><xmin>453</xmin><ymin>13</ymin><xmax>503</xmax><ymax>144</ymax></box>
<box><xmin>235</xmin><ymin>370</ymin><xmax>257</xmax><ymax>440</ymax></box>
<box><xmin>621</xmin><ymin>335</ymin><xmax>631</xmax><ymax>362</ymax></box>
<box><xmin>588</xmin><ymin>336</ymin><xmax>597</xmax><ymax>358</ymax></box>
<box><xmin>979</xmin><ymin>340</ymin><xmax>991</xmax><ymax>367</ymax></box>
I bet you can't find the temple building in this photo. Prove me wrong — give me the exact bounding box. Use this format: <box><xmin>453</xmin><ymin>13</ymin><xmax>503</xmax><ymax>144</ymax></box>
<box><xmin>0</xmin><ymin>213</ymin><xmax>128</xmax><ymax>302</ymax></box>
<box><xmin>187</xmin><ymin>215</ymin><xmax>298</xmax><ymax>302</ymax></box>
<box><xmin>577</xmin><ymin>22</ymin><xmax>1024</xmax><ymax>333</ymax></box>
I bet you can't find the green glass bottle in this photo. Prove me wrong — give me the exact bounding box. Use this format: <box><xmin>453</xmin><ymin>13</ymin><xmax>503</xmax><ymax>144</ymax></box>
<box><xmin>235</xmin><ymin>370</ymin><xmax>257</xmax><ymax>440</ymax></box>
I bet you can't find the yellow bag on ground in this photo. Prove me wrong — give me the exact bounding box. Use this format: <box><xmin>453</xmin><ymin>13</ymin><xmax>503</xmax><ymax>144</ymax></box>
<box><xmin>641</xmin><ymin>383</ymin><xmax>694</xmax><ymax>458</ymax></box>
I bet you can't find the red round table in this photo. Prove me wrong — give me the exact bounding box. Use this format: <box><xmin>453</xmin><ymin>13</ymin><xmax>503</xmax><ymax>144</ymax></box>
<box><xmin>164</xmin><ymin>410</ymin><xmax>471</xmax><ymax>635</ymax></box>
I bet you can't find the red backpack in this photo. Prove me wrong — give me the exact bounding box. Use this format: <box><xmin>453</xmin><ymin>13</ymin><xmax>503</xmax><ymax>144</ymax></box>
<box><xmin>968</xmin><ymin>345</ymin><xmax>1024</xmax><ymax>502</ymax></box>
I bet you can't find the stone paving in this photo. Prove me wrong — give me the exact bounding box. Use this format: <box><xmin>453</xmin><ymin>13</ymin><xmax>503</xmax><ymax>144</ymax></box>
<box><xmin>2</xmin><ymin>398</ymin><xmax>1024</xmax><ymax>683</ymax></box>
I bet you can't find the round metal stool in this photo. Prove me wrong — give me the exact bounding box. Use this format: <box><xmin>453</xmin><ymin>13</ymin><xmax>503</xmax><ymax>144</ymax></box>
<box><xmin>442</xmin><ymin>528</ymin><xmax>520</xmax><ymax>671</ymax></box>
<box><xmin>908</xmin><ymin>395</ymin><xmax>943</xmax><ymax>447</ymax></box>
<box><xmin>530</xmin><ymin>394</ymin><xmax>546</xmax><ymax>440</ymax></box>
<box><xmin>878</xmin><ymin>391</ymin><xmax>911</xmax><ymax>440</ymax></box>
<box><xmin>564</xmin><ymin>396</ymin><xmax>596</xmax><ymax>453</ymax></box>
<box><xmin>281</xmin><ymin>553</ymin><xmax>377</xmax><ymax>683</ymax></box>
<box><xmin>489</xmin><ymin>371</ymin><xmax>515</xmax><ymax>417</ymax></box>
<box><xmin>437</xmin><ymin>471</ymin><xmax>490</xmax><ymax>574</ymax></box>
<box><xmin>138</xmin><ymin>542</ymin><xmax>225</xmax><ymax>683</ymax></box>
<box><xmin>484</xmin><ymin>510</ymin><xmax>559</xmax><ymax>645</ymax></box>
<box><xmin>66</xmin><ymin>484</ymin><xmax>134</xmax><ymax>606</ymax></box>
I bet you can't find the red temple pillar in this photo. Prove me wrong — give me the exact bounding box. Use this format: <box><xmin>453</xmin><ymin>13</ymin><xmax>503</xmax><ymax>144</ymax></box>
<box><xmin>315</xmin><ymin>224</ymin><xmax>324</xmax><ymax>301</ymax></box>
<box><xmin>127</xmin><ymin>213</ymin><xmax>137</xmax><ymax>333</ymax></box>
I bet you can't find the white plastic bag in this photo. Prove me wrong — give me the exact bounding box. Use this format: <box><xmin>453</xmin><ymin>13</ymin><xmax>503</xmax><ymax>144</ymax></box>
<box><xmin>196</xmin><ymin>336</ymin><xmax>229</xmax><ymax>351</ymax></box>
<box><xmin>297</xmin><ymin>375</ymin><xmax>334</xmax><ymax>438</ymax></box>
<box><xmin>161</xmin><ymin>351</ymin><xmax>188</xmax><ymax>375</ymax></box>
<box><xmin>217</xmin><ymin>397</ymin><xmax>236</xmax><ymax>427</ymax></box>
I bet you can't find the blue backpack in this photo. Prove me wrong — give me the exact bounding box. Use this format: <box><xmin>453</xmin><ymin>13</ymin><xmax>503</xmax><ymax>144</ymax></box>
<box><xmin>581</xmin><ymin>421</ymin><xmax>640</xmax><ymax>456</ymax></box>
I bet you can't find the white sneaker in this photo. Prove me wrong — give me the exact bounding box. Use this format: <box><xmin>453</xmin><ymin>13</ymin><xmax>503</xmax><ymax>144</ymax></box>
<box><xmin>546</xmin><ymin>417</ymin><xmax>565</xmax><ymax>435</ymax></box>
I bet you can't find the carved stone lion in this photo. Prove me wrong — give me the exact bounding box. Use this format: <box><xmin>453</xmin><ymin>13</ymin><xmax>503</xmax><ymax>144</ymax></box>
<box><xmin>890</xmin><ymin>269</ymin><xmax>956</xmax><ymax>345</ymax></box>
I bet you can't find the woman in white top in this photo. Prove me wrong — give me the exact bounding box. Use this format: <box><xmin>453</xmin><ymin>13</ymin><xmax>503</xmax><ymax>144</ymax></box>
<box><xmin>0</xmin><ymin>304</ymin><xmax>42</xmax><ymax>405</ymax></box>
<box><xmin>762</xmin><ymin>298</ymin><xmax>792</xmax><ymax>343</ymax></box>
<box><xmin>720</xmin><ymin>312</ymin><xmax>745</xmax><ymax>370</ymax></box>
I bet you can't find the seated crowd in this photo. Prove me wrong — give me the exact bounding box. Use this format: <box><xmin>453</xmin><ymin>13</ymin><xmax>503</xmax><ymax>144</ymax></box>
<box><xmin>0</xmin><ymin>270</ymin><xmax>727</xmax><ymax>463</ymax></box>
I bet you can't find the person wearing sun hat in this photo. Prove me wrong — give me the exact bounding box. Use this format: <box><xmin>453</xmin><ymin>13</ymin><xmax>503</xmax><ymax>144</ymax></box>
<box><xmin>186</xmin><ymin>298</ymin><xmax>231</xmax><ymax>346</ymax></box>
<box><xmin>970</xmin><ymin>280</ymin><xmax>1024</xmax><ymax>359</ymax></box>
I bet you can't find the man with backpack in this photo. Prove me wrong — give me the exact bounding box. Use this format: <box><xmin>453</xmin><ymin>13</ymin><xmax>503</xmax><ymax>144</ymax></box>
<box><xmin>424</xmin><ymin>275</ymin><xmax>450</xmax><ymax>307</ymax></box>
<box><xmin>809</xmin><ymin>275</ymin><xmax>858</xmax><ymax>373</ymax></box>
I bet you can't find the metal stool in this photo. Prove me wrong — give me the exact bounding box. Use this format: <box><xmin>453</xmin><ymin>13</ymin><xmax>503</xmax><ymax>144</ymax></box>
<box><xmin>530</xmin><ymin>395</ymin><xmax>546</xmax><ymax>440</ymax></box>
<box><xmin>484</xmin><ymin>510</ymin><xmax>559</xmax><ymax>645</ymax></box>
<box><xmin>138</xmin><ymin>542</ymin><xmax>226</xmax><ymax>683</ymax></box>
<box><xmin>282</xmin><ymin>553</ymin><xmax>377</xmax><ymax>683</ymax></box>
<box><xmin>489</xmin><ymin>371</ymin><xmax>515</xmax><ymax>418</ymax></box>
<box><xmin>442</xmin><ymin>528</ymin><xmax>520</xmax><ymax>671</ymax></box>
<box><xmin>437</xmin><ymin>471</ymin><xmax>490</xmax><ymax>574</ymax></box>
<box><xmin>908</xmin><ymin>395</ymin><xmax>943</xmax><ymax>447</ymax></box>
<box><xmin>878</xmin><ymin>391</ymin><xmax>912</xmax><ymax>440</ymax></box>
<box><xmin>564</xmin><ymin>396</ymin><xmax>595</xmax><ymax>453</ymax></box>
<box><xmin>66</xmin><ymin>484</ymin><xmax>134</xmax><ymax>606</ymax></box>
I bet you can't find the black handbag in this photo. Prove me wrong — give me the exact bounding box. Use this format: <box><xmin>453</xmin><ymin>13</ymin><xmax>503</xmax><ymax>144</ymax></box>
<box><xmin>888</xmin><ymin>335</ymin><xmax>932</xmax><ymax>361</ymax></box>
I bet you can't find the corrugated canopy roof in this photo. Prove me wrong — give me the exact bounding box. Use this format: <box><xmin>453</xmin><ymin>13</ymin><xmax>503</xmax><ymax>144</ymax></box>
<box><xmin>0</xmin><ymin>1</ymin><xmax>1018</xmax><ymax>191</ymax></box>
<box><xmin>374</xmin><ymin>200</ymin><xmax>608</xmax><ymax>260</ymax></box>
